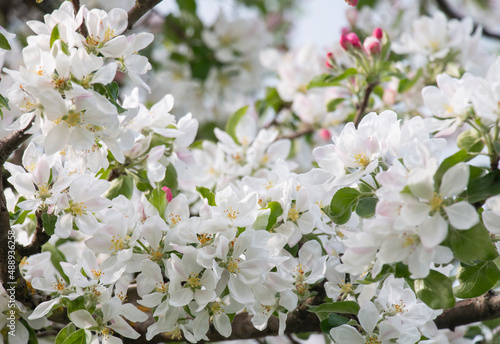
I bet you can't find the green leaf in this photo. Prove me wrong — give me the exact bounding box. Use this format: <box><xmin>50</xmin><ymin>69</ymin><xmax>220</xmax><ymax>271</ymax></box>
<box><xmin>62</xmin><ymin>329</ymin><xmax>91</xmax><ymax>344</ymax></box>
<box><xmin>160</xmin><ymin>164</ymin><xmax>178</xmax><ymax>196</ymax></box>
<box><xmin>42</xmin><ymin>243</ymin><xmax>69</xmax><ymax>283</ymax></box>
<box><xmin>397</xmin><ymin>69</ymin><xmax>422</xmax><ymax>93</ymax></box>
<box><xmin>106</xmin><ymin>175</ymin><xmax>134</xmax><ymax>200</ymax></box>
<box><xmin>225</xmin><ymin>106</ymin><xmax>248</xmax><ymax>144</ymax></box>
<box><xmin>148</xmin><ymin>188</ymin><xmax>168</xmax><ymax>217</ymax></box>
<box><xmin>308</xmin><ymin>301</ymin><xmax>360</xmax><ymax>316</ymax></box>
<box><xmin>176</xmin><ymin>0</ymin><xmax>196</xmax><ymax>13</ymax></box>
<box><xmin>42</xmin><ymin>213</ymin><xmax>58</xmax><ymax>236</ymax></box>
<box><xmin>434</xmin><ymin>149</ymin><xmax>471</xmax><ymax>187</ymax></box>
<box><xmin>106</xmin><ymin>81</ymin><xmax>120</xmax><ymax>101</ymax></box>
<box><xmin>320</xmin><ymin>313</ymin><xmax>350</xmax><ymax>333</ymax></box>
<box><xmin>326</xmin><ymin>98</ymin><xmax>344</xmax><ymax>112</ymax></box>
<box><xmin>56</xmin><ymin>324</ymin><xmax>77</xmax><ymax>344</ymax></box>
<box><xmin>265</xmin><ymin>201</ymin><xmax>283</xmax><ymax>231</ymax></box>
<box><xmin>65</xmin><ymin>295</ymin><xmax>85</xmax><ymax>314</ymax></box>
<box><xmin>355</xmin><ymin>197</ymin><xmax>377</xmax><ymax>218</ymax></box>
<box><xmin>50</xmin><ymin>24</ymin><xmax>60</xmax><ymax>48</ymax></box>
<box><xmin>457</xmin><ymin>129</ymin><xmax>485</xmax><ymax>153</ymax></box>
<box><xmin>329</xmin><ymin>187</ymin><xmax>361</xmax><ymax>224</ymax></box>
<box><xmin>0</xmin><ymin>32</ymin><xmax>11</xmax><ymax>50</ymax></box>
<box><xmin>414</xmin><ymin>270</ymin><xmax>455</xmax><ymax>309</ymax></box>
<box><xmin>467</xmin><ymin>170</ymin><xmax>500</xmax><ymax>204</ymax></box>
<box><xmin>455</xmin><ymin>261</ymin><xmax>500</xmax><ymax>298</ymax></box>
<box><xmin>196</xmin><ymin>186</ymin><xmax>216</xmax><ymax>206</ymax></box>
<box><xmin>449</xmin><ymin>223</ymin><xmax>498</xmax><ymax>264</ymax></box>
<box><xmin>307</xmin><ymin>68</ymin><xmax>358</xmax><ymax>89</ymax></box>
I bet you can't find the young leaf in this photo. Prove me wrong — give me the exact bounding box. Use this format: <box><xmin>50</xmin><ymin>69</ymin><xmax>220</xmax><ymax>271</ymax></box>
<box><xmin>455</xmin><ymin>261</ymin><xmax>500</xmax><ymax>298</ymax></box>
<box><xmin>457</xmin><ymin>129</ymin><xmax>485</xmax><ymax>153</ymax></box>
<box><xmin>42</xmin><ymin>213</ymin><xmax>58</xmax><ymax>236</ymax></box>
<box><xmin>355</xmin><ymin>197</ymin><xmax>377</xmax><ymax>218</ymax></box>
<box><xmin>50</xmin><ymin>24</ymin><xmax>60</xmax><ymax>48</ymax></box>
<box><xmin>414</xmin><ymin>270</ymin><xmax>455</xmax><ymax>309</ymax></box>
<box><xmin>308</xmin><ymin>301</ymin><xmax>360</xmax><ymax>315</ymax></box>
<box><xmin>265</xmin><ymin>201</ymin><xmax>283</xmax><ymax>231</ymax></box>
<box><xmin>225</xmin><ymin>106</ymin><xmax>248</xmax><ymax>144</ymax></box>
<box><xmin>62</xmin><ymin>329</ymin><xmax>90</xmax><ymax>344</ymax></box>
<box><xmin>0</xmin><ymin>32</ymin><xmax>11</xmax><ymax>50</ymax></box>
<box><xmin>106</xmin><ymin>175</ymin><xmax>134</xmax><ymax>200</ymax></box>
<box><xmin>434</xmin><ymin>149</ymin><xmax>471</xmax><ymax>188</ymax></box>
<box><xmin>330</xmin><ymin>187</ymin><xmax>361</xmax><ymax>224</ymax></box>
<box><xmin>196</xmin><ymin>186</ymin><xmax>216</xmax><ymax>206</ymax></box>
<box><xmin>320</xmin><ymin>313</ymin><xmax>350</xmax><ymax>333</ymax></box>
<box><xmin>148</xmin><ymin>188</ymin><xmax>169</xmax><ymax>217</ymax></box>
<box><xmin>56</xmin><ymin>324</ymin><xmax>77</xmax><ymax>344</ymax></box>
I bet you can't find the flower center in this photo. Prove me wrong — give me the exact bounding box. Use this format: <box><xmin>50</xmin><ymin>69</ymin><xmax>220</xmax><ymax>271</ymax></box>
<box><xmin>224</xmin><ymin>207</ymin><xmax>239</xmax><ymax>221</ymax></box>
<box><xmin>226</xmin><ymin>258</ymin><xmax>241</xmax><ymax>273</ymax></box>
<box><xmin>197</xmin><ymin>233</ymin><xmax>213</xmax><ymax>247</ymax></box>
<box><xmin>288</xmin><ymin>204</ymin><xmax>300</xmax><ymax>221</ymax></box>
<box><xmin>187</xmin><ymin>272</ymin><xmax>202</xmax><ymax>289</ymax></box>
<box><xmin>53</xmin><ymin>278</ymin><xmax>66</xmax><ymax>291</ymax></box>
<box><xmin>354</xmin><ymin>152</ymin><xmax>370</xmax><ymax>167</ymax></box>
<box><xmin>430</xmin><ymin>192</ymin><xmax>444</xmax><ymax>212</ymax></box>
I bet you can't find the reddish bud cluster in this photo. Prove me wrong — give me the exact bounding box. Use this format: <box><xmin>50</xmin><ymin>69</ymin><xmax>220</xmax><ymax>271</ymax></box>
<box><xmin>344</xmin><ymin>0</ymin><xmax>358</xmax><ymax>6</ymax></box>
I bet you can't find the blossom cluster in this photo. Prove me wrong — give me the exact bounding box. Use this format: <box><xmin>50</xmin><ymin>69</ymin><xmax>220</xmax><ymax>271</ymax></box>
<box><xmin>1</xmin><ymin>1</ymin><xmax>500</xmax><ymax>344</ymax></box>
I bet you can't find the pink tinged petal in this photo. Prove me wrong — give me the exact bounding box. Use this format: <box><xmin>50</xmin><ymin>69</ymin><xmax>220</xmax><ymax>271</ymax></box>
<box><xmin>13</xmin><ymin>174</ymin><xmax>36</xmax><ymax>195</ymax></box>
<box><xmin>359</xmin><ymin>302</ymin><xmax>379</xmax><ymax>334</ymax></box>
<box><xmin>444</xmin><ymin>201</ymin><xmax>479</xmax><ymax>230</ymax></box>
<box><xmin>169</xmin><ymin>288</ymin><xmax>193</xmax><ymax>307</ymax></box>
<box><xmin>69</xmin><ymin>310</ymin><xmax>98</xmax><ymax>329</ymax></box>
<box><xmin>55</xmin><ymin>213</ymin><xmax>74</xmax><ymax>238</ymax></box>
<box><xmin>401</xmin><ymin>202</ymin><xmax>430</xmax><ymax>226</ymax></box>
<box><xmin>214</xmin><ymin>313</ymin><xmax>231</xmax><ymax>338</ymax></box>
<box><xmin>484</xmin><ymin>211</ymin><xmax>500</xmax><ymax>234</ymax></box>
<box><xmin>33</xmin><ymin>158</ymin><xmax>50</xmax><ymax>185</ymax></box>
<box><xmin>419</xmin><ymin>214</ymin><xmax>448</xmax><ymax>248</ymax></box>
<box><xmin>330</xmin><ymin>325</ymin><xmax>365</xmax><ymax>344</ymax></box>
<box><xmin>44</xmin><ymin>124</ymin><xmax>70</xmax><ymax>155</ymax></box>
<box><xmin>28</xmin><ymin>299</ymin><xmax>60</xmax><ymax>320</ymax></box>
<box><xmin>440</xmin><ymin>163</ymin><xmax>469</xmax><ymax>198</ymax></box>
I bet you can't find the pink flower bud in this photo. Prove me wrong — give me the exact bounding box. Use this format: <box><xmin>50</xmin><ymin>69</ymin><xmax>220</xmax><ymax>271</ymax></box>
<box><xmin>340</xmin><ymin>32</ymin><xmax>361</xmax><ymax>51</ymax></box>
<box><xmin>319</xmin><ymin>128</ymin><xmax>332</xmax><ymax>141</ymax></box>
<box><xmin>326</xmin><ymin>52</ymin><xmax>334</xmax><ymax>68</ymax></box>
<box><xmin>363</xmin><ymin>36</ymin><xmax>381</xmax><ymax>55</ymax></box>
<box><xmin>162</xmin><ymin>186</ymin><xmax>173</xmax><ymax>202</ymax></box>
<box><xmin>341</xmin><ymin>27</ymin><xmax>350</xmax><ymax>36</ymax></box>
<box><xmin>372</xmin><ymin>27</ymin><xmax>383</xmax><ymax>40</ymax></box>
<box><xmin>345</xmin><ymin>0</ymin><xmax>358</xmax><ymax>6</ymax></box>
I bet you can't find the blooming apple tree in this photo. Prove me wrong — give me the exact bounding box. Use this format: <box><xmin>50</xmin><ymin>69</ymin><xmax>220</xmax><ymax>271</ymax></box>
<box><xmin>2</xmin><ymin>0</ymin><xmax>500</xmax><ymax>343</ymax></box>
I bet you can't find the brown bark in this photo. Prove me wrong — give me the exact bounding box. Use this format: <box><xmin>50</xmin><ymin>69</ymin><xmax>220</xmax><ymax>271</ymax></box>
<box><xmin>127</xmin><ymin>0</ymin><xmax>164</xmax><ymax>30</ymax></box>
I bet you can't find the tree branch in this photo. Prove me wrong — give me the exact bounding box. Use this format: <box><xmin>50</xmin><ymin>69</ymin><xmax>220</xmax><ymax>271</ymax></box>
<box><xmin>127</xmin><ymin>0</ymin><xmax>164</xmax><ymax>31</ymax></box>
<box><xmin>71</xmin><ymin>0</ymin><xmax>88</xmax><ymax>38</ymax></box>
<box><xmin>122</xmin><ymin>288</ymin><xmax>500</xmax><ymax>343</ymax></box>
<box><xmin>353</xmin><ymin>82</ymin><xmax>377</xmax><ymax>128</ymax></box>
<box><xmin>434</xmin><ymin>0</ymin><xmax>500</xmax><ymax>39</ymax></box>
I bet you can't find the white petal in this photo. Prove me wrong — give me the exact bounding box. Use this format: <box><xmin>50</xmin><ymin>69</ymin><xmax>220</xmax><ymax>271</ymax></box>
<box><xmin>358</xmin><ymin>302</ymin><xmax>379</xmax><ymax>334</ymax></box>
<box><xmin>440</xmin><ymin>163</ymin><xmax>469</xmax><ymax>198</ymax></box>
<box><xmin>69</xmin><ymin>309</ymin><xmax>98</xmax><ymax>329</ymax></box>
<box><xmin>445</xmin><ymin>201</ymin><xmax>479</xmax><ymax>230</ymax></box>
<box><xmin>28</xmin><ymin>299</ymin><xmax>59</xmax><ymax>319</ymax></box>
<box><xmin>419</xmin><ymin>214</ymin><xmax>448</xmax><ymax>248</ymax></box>
<box><xmin>330</xmin><ymin>325</ymin><xmax>365</xmax><ymax>344</ymax></box>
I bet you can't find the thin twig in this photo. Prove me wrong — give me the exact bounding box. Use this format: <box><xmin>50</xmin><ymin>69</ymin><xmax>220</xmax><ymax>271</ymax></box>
<box><xmin>71</xmin><ymin>0</ymin><xmax>89</xmax><ymax>38</ymax></box>
<box><xmin>127</xmin><ymin>0</ymin><xmax>164</xmax><ymax>31</ymax></box>
<box><xmin>435</xmin><ymin>0</ymin><xmax>500</xmax><ymax>39</ymax></box>
<box><xmin>278</xmin><ymin>126</ymin><xmax>315</xmax><ymax>141</ymax></box>
<box><xmin>353</xmin><ymin>82</ymin><xmax>377</xmax><ymax>128</ymax></box>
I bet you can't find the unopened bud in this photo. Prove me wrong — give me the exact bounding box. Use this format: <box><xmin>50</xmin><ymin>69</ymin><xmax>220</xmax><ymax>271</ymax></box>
<box><xmin>344</xmin><ymin>0</ymin><xmax>358</xmax><ymax>6</ymax></box>
<box><xmin>319</xmin><ymin>128</ymin><xmax>332</xmax><ymax>141</ymax></box>
<box><xmin>162</xmin><ymin>186</ymin><xmax>173</xmax><ymax>202</ymax></box>
<box><xmin>372</xmin><ymin>27</ymin><xmax>383</xmax><ymax>40</ymax></box>
<box><xmin>363</xmin><ymin>36</ymin><xmax>381</xmax><ymax>55</ymax></box>
<box><xmin>340</xmin><ymin>32</ymin><xmax>361</xmax><ymax>51</ymax></box>
<box><xmin>326</xmin><ymin>52</ymin><xmax>334</xmax><ymax>68</ymax></box>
